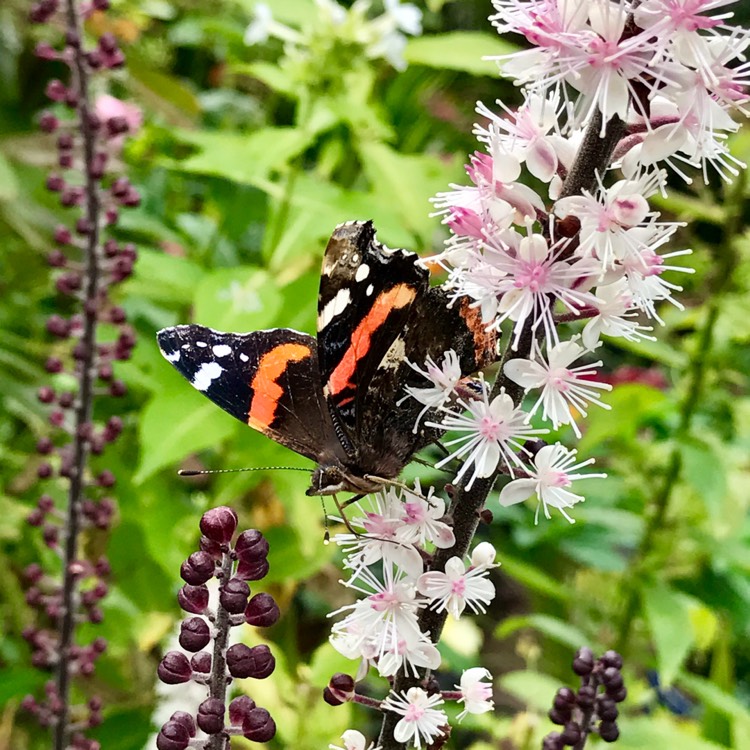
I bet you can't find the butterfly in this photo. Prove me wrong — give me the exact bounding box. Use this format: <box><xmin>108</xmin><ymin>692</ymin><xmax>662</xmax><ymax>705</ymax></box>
<box><xmin>157</xmin><ymin>221</ymin><xmax>496</xmax><ymax>497</ymax></box>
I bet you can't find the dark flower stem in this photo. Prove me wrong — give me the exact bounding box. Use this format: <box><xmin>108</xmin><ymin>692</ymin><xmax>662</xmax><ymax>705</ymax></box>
<box><xmin>377</xmin><ymin>110</ymin><xmax>627</xmax><ymax>750</ymax></box>
<box><xmin>54</xmin><ymin>2</ymin><xmax>104</xmax><ymax>749</ymax></box>
<box><xmin>207</xmin><ymin>551</ymin><xmax>234</xmax><ymax>750</ymax></box>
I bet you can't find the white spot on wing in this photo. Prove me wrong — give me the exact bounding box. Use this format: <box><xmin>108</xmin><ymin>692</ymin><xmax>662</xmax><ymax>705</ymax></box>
<box><xmin>366</xmin><ymin>284</ymin><xmax>374</xmax><ymax>296</ymax></box>
<box><xmin>212</xmin><ymin>344</ymin><xmax>232</xmax><ymax>357</ymax></box>
<box><xmin>355</xmin><ymin>263</ymin><xmax>370</xmax><ymax>282</ymax></box>
<box><xmin>181</xmin><ymin>344</ymin><xmax>190</xmax><ymax>350</ymax></box>
<box><xmin>318</xmin><ymin>288</ymin><xmax>352</xmax><ymax>329</ymax></box>
<box><xmin>165</xmin><ymin>350</ymin><xmax>181</xmax><ymax>362</ymax></box>
<box><xmin>196</xmin><ymin>341</ymin><xmax>207</xmax><ymax>348</ymax></box>
<box><xmin>192</xmin><ymin>362</ymin><xmax>224</xmax><ymax>391</ymax></box>
<box><xmin>239</xmin><ymin>353</ymin><xmax>249</xmax><ymax>362</ymax></box>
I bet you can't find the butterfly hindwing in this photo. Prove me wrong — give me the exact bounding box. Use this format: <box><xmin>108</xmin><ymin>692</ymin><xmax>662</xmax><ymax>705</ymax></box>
<box><xmin>157</xmin><ymin>324</ymin><xmax>335</xmax><ymax>463</ymax></box>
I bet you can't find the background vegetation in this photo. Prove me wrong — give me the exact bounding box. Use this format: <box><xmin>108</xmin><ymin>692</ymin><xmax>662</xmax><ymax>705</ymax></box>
<box><xmin>2</xmin><ymin>0</ymin><xmax>750</xmax><ymax>748</ymax></box>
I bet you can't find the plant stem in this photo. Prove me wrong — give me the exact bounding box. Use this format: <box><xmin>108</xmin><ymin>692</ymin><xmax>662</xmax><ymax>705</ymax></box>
<box><xmin>54</xmin><ymin>2</ymin><xmax>103</xmax><ymax>748</ymax></box>
<box><xmin>206</xmin><ymin>551</ymin><xmax>234</xmax><ymax>750</ymax></box>
<box><xmin>376</xmin><ymin>110</ymin><xmax>626</xmax><ymax>750</ymax></box>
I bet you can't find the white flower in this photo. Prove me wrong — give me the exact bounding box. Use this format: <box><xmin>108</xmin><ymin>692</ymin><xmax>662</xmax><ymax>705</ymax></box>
<box><xmin>395</xmin><ymin>482</ymin><xmax>455</xmax><ymax>550</ymax></box>
<box><xmin>499</xmin><ymin>443</ymin><xmax>606</xmax><ymax>523</ymax></box>
<box><xmin>417</xmin><ymin>548</ymin><xmax>497</xmax><ymax>619</ymax></box>
<box><xmin>383</xmin><ymin>0</ymin><xmax>422</xmax><ymax>36</ymax></box>
<box><xmin>333</xmin><ymin>492</ymin><xmax>424</xmax><ymax>579</ymax></box>
<box><xmin>243</xmin><ymin>3</ymin><xmax>301</xmax><ymax>45</ymax></box>
<box><xmin>329</xmin><ymin>729</ymin><xmax>380</xmax><ymax>750</ymax></box>
<box><xmin>376</xmin><ymin>623</ymin><xmax>442</xmax><ymax>679</ymax></box>
<box><xmin>504</xmin><ymin>340</ymin><xmax>612</xmax><ymax>438</ymax></box>
<box><xmin>382</xmin><ymin>687</ymin><xmax>447</xmax><ymax>749</ymax></box>
<box><xmin>402</xmin><ymin>349</ymin><xmax>462</xmax><ymax>432</ymax></box>
<box><xmin>428</xmin><ymin>389</ymin><xmax>547</xmax><ymax>489</ymax></box>
<box><xmin>457</xmin><ymin>667</ymin><xmax>495</xmax><ymax>720</ymax></box>
<box><xmin>582</xmin><ymin>279</ymin><xmax>654</xmax><ymax>349</ymax></box>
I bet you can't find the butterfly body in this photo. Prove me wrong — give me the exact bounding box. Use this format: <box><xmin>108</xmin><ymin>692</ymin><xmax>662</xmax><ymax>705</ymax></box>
<box><xmin>157</xmin><ymin>221</ymin><xmax>496</xmax><ymax>495</ymax></box>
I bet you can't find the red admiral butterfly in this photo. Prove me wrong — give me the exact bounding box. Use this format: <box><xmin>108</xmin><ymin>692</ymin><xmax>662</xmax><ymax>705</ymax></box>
<box><xmin>157</xmin><ymin>221</ymin><xmax>496</xmax><ymax>496</ymax></box>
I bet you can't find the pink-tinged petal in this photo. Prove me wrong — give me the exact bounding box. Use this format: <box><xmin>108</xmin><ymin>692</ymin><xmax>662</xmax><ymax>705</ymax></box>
<box><xmin>432</xmin><ymin>525</ymin><xmax>456</xmax><ymax>548</ymax></box>
<box><xmin>503</xmin><ymin>358</ymin><xmax>546</xmax><ymax>388</ymax></box>
<box><xmin>547</xmin><ymin>340</ymin><xmax>584</xmax><ymax>369</ymax></box>
<box><xmin>499</xmin><ymin>478</ymin><xmax>537</xmax><ymax>506</ymax></box>
<box><xmin>417</xmin><ymin>572</ymin><xmax>450</xmax><ymax>597</ymax></box>
<box><xmin>526</xmin><ymin>139</ymin><xmax>559</xmax><ymax>182</ymax></box>
<box><xmin>444</xmin><ymin>557</ymin><xmax>466</xmax><ymax>579</ymax></box>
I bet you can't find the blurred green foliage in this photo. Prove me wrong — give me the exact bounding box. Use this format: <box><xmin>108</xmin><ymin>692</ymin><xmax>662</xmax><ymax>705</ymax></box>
<box><xmin>2</xmin><ymin>1</ymin><xmax>750</xmax><ymax>748</ymax></box>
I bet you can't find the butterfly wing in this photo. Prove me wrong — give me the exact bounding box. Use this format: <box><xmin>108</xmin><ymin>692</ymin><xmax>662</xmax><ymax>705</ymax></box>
<box><xmin>157</xmin><ymin>324</ymin><xmax>335</xmax><ymax>463</ymax></box>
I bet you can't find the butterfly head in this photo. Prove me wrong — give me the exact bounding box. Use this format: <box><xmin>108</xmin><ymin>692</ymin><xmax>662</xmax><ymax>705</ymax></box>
<box><xmin>306</xmin><ymin>463</ymin><xmax>384</xmax><ymax>497</ymax></box>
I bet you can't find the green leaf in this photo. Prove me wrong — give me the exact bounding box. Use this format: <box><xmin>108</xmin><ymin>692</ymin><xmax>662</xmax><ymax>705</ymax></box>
<box><xmin>498</xmin><ymin>553</ymin><xmax>568</xmax><ymax>601</ymax></box>
<box><xmin>135</xmin><ymin>386</ymin><xmax>238</xmax><ymax>483</ymax></box>
<box><xmin>168</xmin><ymin>127</ymin><xmax>316</xmax><ymax>185</ymax></box>
<box><xmin>0</xmin><ymin>151</ymin><xmax>19</xmax><ymax>201</ymax></box>
<box><xmin>122</xmin><ymin>248</ymin><xmax>204</xmax><ymax>306</ymax></box>
<box><xmin>128</xmin><ymin>59</ymin><xmax>201</xmax><ymax>125</ymax></box>
<box><xmin>497</xmin><ymin>670</ymin><xmax>562</xmax><ymax>712</ymax></box>
<box><xmin>616</xmin><ymin>716</ymin><xmax>729</xmax><ymax>750</ymax></box>
<box><xmin>679</xmin><ymin>437</ymin><xmax>729</xmax><ymax>517</ymax></box>
<box><xmin>404</xmin><ymin>32</ymin><xmax>518</xmax><ymax>76</ymax></box>
<box><xmin>230</xmin><ymin>62</ymin><xmax>298</xmax><ymax>98</ymax></box>
<box><xmin>642</xmin><ymin>583</ymin><xmax>695</xmax><ymax>684</ymax></box>
<box><xmin>357</xmin><ymin>141</ymin><xmax>463</xmax><ymax>243</ymax></box>
<box><xmin>192</xmin><ymin>266</ymin><xmax>283</xmax><ymax>331</ymax></box>
<box><xmin>495</xmin><ymin>614</ymin><xmax>594</xmax><ymax>651</ymax></box>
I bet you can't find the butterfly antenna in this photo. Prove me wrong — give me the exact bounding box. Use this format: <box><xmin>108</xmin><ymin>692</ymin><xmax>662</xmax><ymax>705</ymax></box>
<box><xmin>320</xmin><ymin>496</ymin><xmax>331</xmax><ymax>545</ymax></box>
<box><xmin>178</xmin><ymin>466</ymin><xmax>313</xmax><ymax>476</ymax></box>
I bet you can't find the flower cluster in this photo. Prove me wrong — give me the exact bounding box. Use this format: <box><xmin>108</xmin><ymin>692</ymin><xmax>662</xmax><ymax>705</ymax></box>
<box><xmin>22</xmin><ymin>1</ymin><xmax>140</xmax><ymax>748</ymax></box>
<box><xmin>156</xmin><ymin>507</ymin><xmax>280</xmax><ymax>749</ymax></box>
<box><xmin>409</xmin><ymin>0</ymin><xmax>750</xmax><ymax>523</ymax></box>
<box><xmin>244</xmin><ymin>0</ymin><xmax>422</xmax><ymax>72</ymax></box>
<box><xmin>323</xmin><ymin>486</ymin><xmax>496</xmax><ymax>748</ymax></box>
<box><xmin>543</xmin><ymin>648</ymin><xmax>627</xmax><ymax>748</ymax></box>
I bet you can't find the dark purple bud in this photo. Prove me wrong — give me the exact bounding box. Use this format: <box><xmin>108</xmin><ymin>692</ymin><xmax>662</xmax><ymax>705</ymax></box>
<box><xmin>245</xmin><ymin>592</ymin><xmax>280</xmax><ymax>627</ymax></box>
<box><xmin>43</xmin><ymin>525</ymin><xmax>59</xmax><ymax>547</ymax></box>
<box><xmin>49</xmin><ymin>410</ymin><xmax>65</xmax><ymax>427</ymax></box>
<box><xmin>157</xmin><ymin>651</ymin><xmax>192</xmax><ymax>685</ymax></box>
<box><xmin>64</xmin><ymin>89</ymin><xmax>79</xmax><ymax>109</ymax></box>
<box><xmin>57</xmin><ymin>133</ymin><xmax>73</xmax><ymax>150</ymax></box>
<box><xmin>228</xmin><ymin>695</ymin><xmax>256</xmax><ymax>727</ymax></box>
<box><xmin>236</xmin><ymin>557</ymin><xmax>270</xmax><ymax>581</ymax></box>
<box><xmin>25</xmin><ymin>563</ymin><xmax>44</xmax><ymax>583</ymax></box>
<box><xmin>76</xmin><ymin>218</ymin><xmax>93</xmax><ymax>235</ymax></box>
<box><xmin>242</xmin><ymin>708</ymin><xmax>276</xmax><ymax>742</ymax></box>
<box><xmin>86</xmin><ymin>50</ymin><xmax>103</xmax><ymax>69</ymax></box>
<box><xmin>47</xmin><ymin>249</ymin><xmax>67</xmax><ymax>267</ymax></box>
<box><xmin>599</xmin><ymin>720</ymin><xmax>620</xmax><ymax>742</ymax></box>
<box><xmin>109</xmin><ymin>380</ymin><xmax>127</xmax><ymax>397</ymax></box>
<box><xmin>600</xmin><ymin>650</ymin><xmax>623</xmax><ymax>670</ymax></box>
<box><xmin>179</xmin><ymin>617</ymin><xmax>211</xmax><ymax>652</ymax></box>
<box><xmin>327</xmin><ymin>672</ymin><xmax>355</xmax><ymax>703</ymax></box>
<box><xmin>560</xmin><ymin>722</ymin><xmax>581</xmax><ymax>746</ymax></box>
<box><xmin>597</xmin><ymin>696</ymin><xmax>619</xmax><ymax>722</ymax></box>
<box><xmin>46</xmin><ymin>80</ymin><xmax>67</xmax><ymax>102</ymax></box>
<box><xmin>46</xmin><ymin>174</ymin><xmax>65</xmax><ymax>192</ymax></box>
<box><xmin>110</xmin><ymin>177</ymin><xmax>129</xmax><ymax>197</ymax></box>
<box><xmin>37</xmin><ymin>437</ymin><xmax>54</xmax><ymax>455</ymax></box>
<box><xmin>178</xmin><ymin>584</ymin><xmax>209</xmax><ymax>614</ymax></box>
<box><xmin>92</xmin><ymin>637</ymin><xmax>107</xmax><ymax>653</ymax></box>
<box><xmin>38</xmin><ymin>494</ymin><xmax>55</xmax><ymax>512</ymax></box>
<box><xmin>542</xmin><ymin>732</ymin><xmax>563</xmax><ymax>750</ymax></box>
<box><xmin>98</xmin><ymin>363</ymin><xmax>114</xmax><ymax>381</ymax></box>
<box><xmin>554</xmin><ymin>687</ymin><xmax>577</xmax><ymax>710</ymax></box>
<box><xmin>37</xmin><ymin>462</ymin><xmax>53</xmax><ymax>479</ymax></box>
<box><xmin>89</xmin><ymin>152</ymin><xmax>107</xmax><ymax>180</ymax></box>
<box><xmin>180</xmin><ymin>551</ymin><xmax>216</xmax><ymax>585</ymax></box>
<box><xmin>93</xmin><ymin>0</ymin><xmax>110</xmax><ymax>9</ymax></box>
<box><xmin>97</xmin><ymin>470</ymin><xmax>116</xmax><ymax>488</ymax></box>
<box><xmin>45</xmin><ymin>357</ymin><xmax>64</xmax><ymax>374</ymax></box>
<box><xmin>577</xmin><ymin>685</ymin><xmax>596</xmax><ymax>710</ymax></box>
<box><xmin>39</xmin><ymin>112</ymin><xmax>59</xmax><ymax>133</ymax></box>
<box><xmin>106</xmin><ymin>116</ymin><xmax>129</xmax><ymax>137</ymax></box>
<box><xmin>479</xmin><ymin>508</ymin><xmax>493</xmax><ymax>524</ymax></box>
<box><xmin>88</xmin><ymin>607</ymin><xmax>104</xmax><ymax>624</ymax></box>
<box><xmin>548</xmin><ymin>707</ymin><xmax>571</xmax><ymax>726</ymax></box>
<box><xmin>98</xmin><ymin>32</ymin><xmax>118</xmax><ymax>53</ymax></box>
<box><xmin>105</xmin><ymin>208</ymin><xmax>119</xmax><ymax>225</ymax></box>
<box><xmin>200</xmin><ymin>506</ymin><xmax>238</xmax><ymax>545</ymax></box>
<box><xmin>103</xmin><ymin>415</ymin><xmax>123</xmax><ymax>441</ymax></box>
<box><xmin>38</xmin><ymin>386</ymin><xmax>55</xmax><ymax>404</ymax></box>
<box><xmin>197</xmin><ymin>698</ymin><xmax>225</xmax><ymax>734</ymax></box>
<box><xmin>121</xmin><ymin>188</ymin><xmax>141</xmax><ymax>207</ymax></box>
<box><xmin>608</xmin><ymin>686</ymin><xmax>628</xmax><ymax>703</ymax></box>
<box><xmin>58</xmin><ymin>391</ymin><xmax>75</xmax><ymax>409</ymax></box>
<box><xmin>58</xmin><ymin>152</ymin><xmax>73</xmax><ymax>169</ymax></box>
<box><xmin>602</xmin><ymin>667</ymin><xmax>623</xmax><ymax>691</ymax></box>
<box><xmin>234</xmin><ymin>529</ymin><xmax>269</xmax><ymax>563</ymax></box>
<box><xmin>107</xmin><ymin>50</ymin><xmax>126</xmax><ymax>69</ymax></box>
<box><xmin>27</xmin><ymin>510</ymin><xmax>44</xmax><ymax>527</ymax></box>
<box><xmin>65</xmin><ymin>29</ymin><xmax>80</xmax><ymax>48</ymax></box>
<box><xmin>191</xmin><ymin>651</ymin><xmax>212</xmax><ymax>673</ymax></box>
<box><xmin>60</xmin><ymin>186</ymin><xmax>84</xmax><ymax>207</ymax></box>
<box><xmin>35</xmin><ymin>42</ymin><xmax>57</xmax><ymax>60</ymax></box>
<box><xmin>169</xmin><ymin>712</ymin><xmax>196</xmax><ymax>738</ymax></box>
<box><xmin>226</xmin><ymin>643</ymin><xmax>275</xmax><ymax>679</ymax></box>
<box><xmin>220</xmin><ymin>578</ymin><xmax>250</xmax><ymax>614</ymax></box>
<box><xmin>156</xmin><ymin>721</ymin><xmax>190</xmax><ymax>750</ymax></box>
<box><xmin>54</xmin><ymin>225</ymin><xmax>72</xmax><ymax>244</ymax></box>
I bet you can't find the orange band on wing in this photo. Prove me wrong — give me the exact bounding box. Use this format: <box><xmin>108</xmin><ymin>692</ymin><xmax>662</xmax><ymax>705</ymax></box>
<box><xmin>248</xmin><ymin>343</ymin><xmax>311</xmax><ymax>430</ymax></box>
<box><xmin>328</xmin><ymin>284</ymin><xmax>416</xmax><ymax>397</ymax></box>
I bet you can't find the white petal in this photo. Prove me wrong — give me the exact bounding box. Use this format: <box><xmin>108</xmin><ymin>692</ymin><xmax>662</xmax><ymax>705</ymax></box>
<box><xmin>499</xmin><ymin>478</ymin><xmax>537</xmax><ymax>506</ymax></box>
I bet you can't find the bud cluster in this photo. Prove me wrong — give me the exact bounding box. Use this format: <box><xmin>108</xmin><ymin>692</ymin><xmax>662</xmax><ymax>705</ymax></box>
<box><xmin>22</xmin><ymin>1</ymin><xmax>140</xmax><ymax>748</ymax></box>
<box><xmin>543</xmin><ymin>648</ymin><xmax>627</xmax><ymax>749</ymax></box>
<box><xmin>156</xmin><ymin>507</ymin><xmax>280</xmax><ymax>749</ymax></box>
